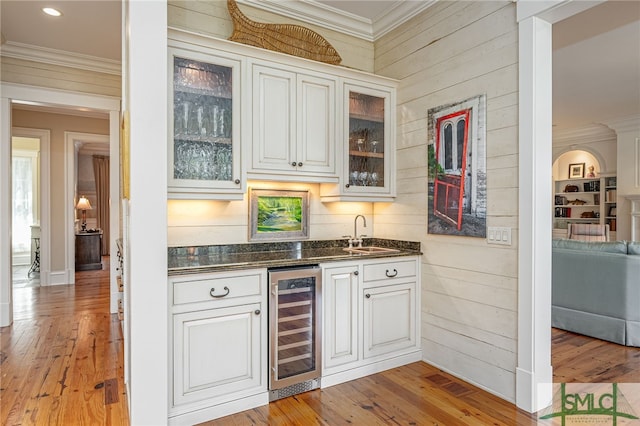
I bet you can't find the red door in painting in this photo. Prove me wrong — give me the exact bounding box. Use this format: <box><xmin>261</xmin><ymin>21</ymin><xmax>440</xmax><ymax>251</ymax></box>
<box><xmin>433</xmin><ymin>109</ymin><xmax>470</xmax><ymax>230</ymax></box>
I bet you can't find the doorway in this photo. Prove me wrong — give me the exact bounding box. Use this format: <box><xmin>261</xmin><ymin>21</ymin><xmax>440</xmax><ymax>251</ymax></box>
<box><xmin>0</xmin><ymin>84</ymin><xmax>121</xmax><ymax>327</ymax></box>
<box><xmin>11</xmin><ymin>135</ymin><xmax>41</xmax><ymax>288</ymax></box>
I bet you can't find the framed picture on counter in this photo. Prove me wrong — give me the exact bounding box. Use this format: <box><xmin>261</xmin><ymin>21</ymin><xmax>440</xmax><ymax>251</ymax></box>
<box><xmin>249</xmin><ymin>188</ymin><xmax>309</xmax><ymax>241</ymax></box>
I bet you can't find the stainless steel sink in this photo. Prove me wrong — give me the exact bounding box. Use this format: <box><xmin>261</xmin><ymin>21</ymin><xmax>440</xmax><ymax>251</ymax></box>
<box><xmin>343</xmin><ymin>246</ymin><xmax>400</xmax><ymax>255</ymax></box>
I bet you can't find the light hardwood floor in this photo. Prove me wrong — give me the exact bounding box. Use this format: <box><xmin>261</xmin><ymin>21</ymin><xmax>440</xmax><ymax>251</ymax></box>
<box><xmin>1</xmin><ymin>264</ymin><xmax>638</xmax><ymax>425</ymax></box>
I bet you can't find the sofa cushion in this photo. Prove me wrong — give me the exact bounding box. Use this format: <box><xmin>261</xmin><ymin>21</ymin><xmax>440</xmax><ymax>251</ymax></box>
<box><xmin>628</xmin><ymin>242</ymin><xmax>640</xmax><ymax>255</ymax></box>
<box><xmin>552</xmin><ymin>238</ymin><xmax>628</xmax><ymax>254</ymax></box>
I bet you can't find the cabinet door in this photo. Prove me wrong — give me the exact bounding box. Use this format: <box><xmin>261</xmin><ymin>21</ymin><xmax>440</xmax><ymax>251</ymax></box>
<box><xmin>323</xmin><ymin>265</ymin><xmax>359</xmax><ymax>370</ymax></box>
<box><xmin>320</xmin><ymin>81</ymin><xmax>396</xmax><ymax>201</ymax></box>
<box><xmin>168</xmin><ymin>48</ymin><xmax>244</xmax><ymax>199</ymax></box>
<box><xmin>173</xmin><ymin>303</ymin><xmax>263</xmax><ymax>406</ymax></box>
<box><xmin>297</xmin><ymin>74</ymin><xmax>336</xmax><ymax>175</ymax></box>
<box><xmin>363</xmin><ymin>282</ymin><xmax>416</xmax><ymax>359</ymax></box>
<box><xmin>252</xmin><ymin>65</ymin><xmax>296</xmax><ymax>172</ymax></box>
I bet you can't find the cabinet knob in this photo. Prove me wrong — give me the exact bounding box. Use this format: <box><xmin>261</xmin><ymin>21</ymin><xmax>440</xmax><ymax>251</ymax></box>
<box><xmin>345</xmin><ymin>184</ymin><xmax>351</xmax><ymax>188</ymax></box>
<box><xmin>353</xmin><ymin>270</ymin><xmax>359</xmax><ymax>276</ymax></box>
<box><xmin>291</xmin><ymin>162</ymin><xmax>297</xmax><ymax>167</ymax></box>
<box><xmin>234</xmin><ymin>179</ymin><xmax>240</xmax><ymax>184</ymax></box>
<box><xmin>254</xmin><ymin>309</ymin><xmax>261</xmax><ymax>315</ymax></box>
<box><xmin>298</xmin><ymin>162</ymin><xmax>303</xmax><ymax>167</ymax></box>
<box><xmin>365</xmin><ymin>293</ymin><xmax>371</xmax><ymax>298</ymax></box>
<box><xmin>385</xmin><ymin>269</ymin><xmax>398</xmax><ymax>278</ymax></box>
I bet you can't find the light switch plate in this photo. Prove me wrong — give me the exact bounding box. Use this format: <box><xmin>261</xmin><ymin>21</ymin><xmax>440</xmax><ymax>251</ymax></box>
<box><xmin>487</xmin><ymin>226</ymin><xmax>511</xmax><ymax>245</ymax></box>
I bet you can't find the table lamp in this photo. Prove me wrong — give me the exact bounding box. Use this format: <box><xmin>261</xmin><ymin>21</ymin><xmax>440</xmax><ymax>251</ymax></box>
<box><xmin>76</xmin><ymin>196</ymin><xmax>92</xmax><ymax>231</ymax></box>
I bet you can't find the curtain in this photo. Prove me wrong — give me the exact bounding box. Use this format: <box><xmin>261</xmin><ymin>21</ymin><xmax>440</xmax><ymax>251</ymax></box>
<box><xmin>93</xmin><ymin>155</ymin><xmax>110</xmax><ymax>255</ymax></box>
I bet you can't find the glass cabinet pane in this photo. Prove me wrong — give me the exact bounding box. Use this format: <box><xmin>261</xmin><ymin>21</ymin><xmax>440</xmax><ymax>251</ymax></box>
<box><xmin>173</xmin><ymin>57</ymin><xmax>233</xmax><ymax>182</ymax></box>
<box><xmin>348</xmin><ymin>91</ymin><xmax>385</xmax><ymax>188</ymax></box>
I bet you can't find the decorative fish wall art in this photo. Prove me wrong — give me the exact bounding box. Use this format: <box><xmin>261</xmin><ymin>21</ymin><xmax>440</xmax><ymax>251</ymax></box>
<box><xmin>227</xmin><ymin>0</ymin><xmax>342</xmax><ymax>65</ymax></box>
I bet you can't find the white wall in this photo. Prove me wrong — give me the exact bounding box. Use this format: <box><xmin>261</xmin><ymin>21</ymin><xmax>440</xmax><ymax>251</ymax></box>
<box><xmin>373</xmin><ymin>1</ymin><xmax>520</xmax><ymax>402</ymax></box>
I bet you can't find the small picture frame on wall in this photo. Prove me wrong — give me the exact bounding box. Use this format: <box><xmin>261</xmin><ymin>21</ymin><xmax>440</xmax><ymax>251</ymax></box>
<box><xmin>568</xmin><ymin>163</ymin><xmax>585</xmax><ymax>179</ymax></box>
<box><xmin>249</xmin><ymin>189</ymin><xmax>309</xmax><ymax>242</ymax></box>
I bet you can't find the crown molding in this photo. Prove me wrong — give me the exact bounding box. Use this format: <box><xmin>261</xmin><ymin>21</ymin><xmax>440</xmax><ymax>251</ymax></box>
<box><xmin>237</xmin><ymin>0</ymin><xmax>435</xmax><ymax>42</ymax></box>
<box><xmin>372</xmin><ymin>0</ymin><xmax>438</xmax><ymax>40</ymax></box>
<box><xmin>553</xmin><ymin>123</ymin><xmax>616</xmax><ymax>145</ymax></box>
<box><xmin>1</xmin><ymin>41</ymin><xmax>121</xmax><ymax>75</ymax></box>
<box><xmin>602</xmin><ymin>115</ymin><xmax>640</xmax><ymax>134</ymax></box>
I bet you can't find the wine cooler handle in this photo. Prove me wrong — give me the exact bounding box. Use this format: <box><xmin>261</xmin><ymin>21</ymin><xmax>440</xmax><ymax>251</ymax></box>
<box><xmin>365</xmin><ymin>293</ymin><xmax>371</xmax><ymax>298</ymax></box>
<box><xmin>210</xmin><ymin>286</ymin><xmax>230</xmax><ymax>298</ymax></box>
<box><xmin>272</xmin><ymin>283</ymin><xmax>278</xmax><ymax>296</ymax></box>
<box><xmin>385</xmin><ymin>269</ymin><xmax>398</xmax><ymax>278</ymax></box>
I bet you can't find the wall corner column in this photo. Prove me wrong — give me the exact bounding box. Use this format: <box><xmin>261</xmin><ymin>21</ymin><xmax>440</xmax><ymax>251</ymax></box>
<box><xmin>516</xmin><ymin>15</ymin><xmax>553</xmax><ymax>413</ymax></box>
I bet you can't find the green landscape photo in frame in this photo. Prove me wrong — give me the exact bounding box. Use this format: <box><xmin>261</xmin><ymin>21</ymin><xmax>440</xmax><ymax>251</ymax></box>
<box><xmin>249</xmin><ymin>189</ymin><xmax>309</xmax><ymax>241</ymax></box>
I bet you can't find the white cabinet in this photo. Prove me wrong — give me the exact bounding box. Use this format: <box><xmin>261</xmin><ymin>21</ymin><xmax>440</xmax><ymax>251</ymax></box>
<box><xmin>363</xmin><ymin>282</ymin><xmax>416</xmax><ymax>359</ymax></box>
<box><xmin>321</xmin><ymin>256</ymin><xmax>420</xmax><ymax>386</ymax></box>
<box><xmin>173</xmin><ymin>302</ymin><xmax>262</xmax><ymax>405</ymax></box>
<box><xmin>168</xmin><ymin>43</ymin><xmax>246</xmax><ymax>199</ymax></box>
<box><xmin>250</xmin><ymin>63</ymin><xmax>337</xmax><ymax>181</ymax></box>
<box><xmin>321</xmin><ymin>81</ymin><xmax>397</xmax><ymax>202</ymax></box>
<box><xmin>169</xmin><ymin>269</ymin><xmax>267</xmax><ymax>422</ymax></box>
<box><xmin>323</xmin><ymin>264</ymin><xmax>359</xmax><ymax>371</ymax></box>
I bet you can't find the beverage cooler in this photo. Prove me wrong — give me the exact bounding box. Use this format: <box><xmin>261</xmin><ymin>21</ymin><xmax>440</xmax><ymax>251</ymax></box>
<box><xmin>268</xmin><ymin>265</ymin><xmax>322</xmax><ymax>401</ymax></box>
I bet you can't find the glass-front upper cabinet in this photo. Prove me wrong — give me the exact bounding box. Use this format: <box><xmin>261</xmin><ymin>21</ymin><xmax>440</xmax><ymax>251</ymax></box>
<box><xmin>168</xmin><ymin>47</ymin><xmax>244</xmax><ymax>199</ymax></box>
<box><xmin>323</xmin><ymin>82</ymin><xmax>395</xmax><ymax>201</ymax></box>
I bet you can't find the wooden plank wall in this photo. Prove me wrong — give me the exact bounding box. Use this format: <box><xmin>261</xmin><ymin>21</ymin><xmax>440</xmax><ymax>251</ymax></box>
<box><xmin>167</xmin><ymin>183</ymin><xmax>374</xmax><ymax>246</ymax></box>
<box><xmin>168</xmin><ymin>0</ymin><xmax>374</xmax><ymax>72</ymax></box>
<box><xmin>0</xmin><ymin>57</ymin><xmax>120</xmax><ymax>97</ymax></box>
<box><xmin>373</xmin><ymin>1</ymin><xmax>519</xmax><ymax>402</ymax></box>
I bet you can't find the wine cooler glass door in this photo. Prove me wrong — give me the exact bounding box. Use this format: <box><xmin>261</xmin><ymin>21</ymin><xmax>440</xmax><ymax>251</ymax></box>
<box><xmin>269</xmin><ymin>266</ymin><xmax>322</xmax><ymax>391</ymax></box>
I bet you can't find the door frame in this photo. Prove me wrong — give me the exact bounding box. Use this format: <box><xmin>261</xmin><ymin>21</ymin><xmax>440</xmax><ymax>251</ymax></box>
<box><xmin>515</xmin><ymin>0</ymin><xmax>605</xmax><ymax>413</ymax></box>
<box><xmin>0</xmin><ymin>82</ymin><xmax>120</xmax><ymax>326</ymax></box>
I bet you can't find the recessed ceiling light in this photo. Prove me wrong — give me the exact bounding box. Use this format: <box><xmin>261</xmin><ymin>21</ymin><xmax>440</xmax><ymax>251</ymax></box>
<box><xmin>42</xmin><ymin>7</ymin><xmax>62</xmax><ymax>17</ymax></box>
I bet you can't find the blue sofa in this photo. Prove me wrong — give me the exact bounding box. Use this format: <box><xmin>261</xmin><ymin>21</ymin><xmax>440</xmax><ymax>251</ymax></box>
<box><xmin>552</xmin><ymin>239</ymin><xmax>640</xmax><ymax>347</ymax></box>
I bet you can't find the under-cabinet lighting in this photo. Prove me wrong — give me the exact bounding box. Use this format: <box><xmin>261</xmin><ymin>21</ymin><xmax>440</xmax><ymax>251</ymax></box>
<box><xmin>42</xmin><ymin>7</ymin><xmax>62</xmax><ymax>17</ymax></box>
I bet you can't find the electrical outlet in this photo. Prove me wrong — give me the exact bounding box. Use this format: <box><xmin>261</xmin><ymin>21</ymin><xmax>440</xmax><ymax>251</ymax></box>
<box><xmin>487</xmin><ymin>226</ymin><xmax>512</xmax><ymax>245</ymax></box>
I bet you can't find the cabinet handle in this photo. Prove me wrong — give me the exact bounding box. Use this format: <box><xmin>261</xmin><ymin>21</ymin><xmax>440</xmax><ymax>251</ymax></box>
<box><xmin>254</xmin><ymin>309</ymin><xmax>261</xmax><ymax>315</ymax></box>
<box><xmin>365</xmin><ymin>293</ymin><xmax>371</xmax><ymax>298</ymax></box>
<box><xmin>234</xmin><ymin>179</ymin><xmax>240</xmax><ymax>184</ymax></box>
<box><xmin>385</xmin><ymin>269</ymin><xmax>398</xmax><ymax>278</ymax></box>
<box><xmin>345</xmin><ymin>184</ymin><xmax>350</xmax><ymax>188</ymax></box>
<box><xmin>298</xmin><ymin>162</ymin><xmax>303</xmax><ymax>167</ymax></box>
<box><xmin>291</xmin><ymin>162</ymin><xmax>297</xmax><ymax>167</ymax></box>
<box><xmin>210</xmin><ymin>286</ymin><xmax>230</xmax><ymax>298</ymax></box>
<box><xmin>353</xmin><ymin>270</ymin><xmax>359</xmax><ymax>276</ymax></box>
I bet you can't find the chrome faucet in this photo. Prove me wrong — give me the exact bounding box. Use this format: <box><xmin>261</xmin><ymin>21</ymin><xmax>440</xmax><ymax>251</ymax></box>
<box><xmin>353</xmin><ymin>215</ymin><xmax>367</xmax><ymax>248</ymax></box>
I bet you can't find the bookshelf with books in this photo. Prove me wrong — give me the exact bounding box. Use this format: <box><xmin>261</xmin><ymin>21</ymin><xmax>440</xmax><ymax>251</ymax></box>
<box><xmin>553</xmin><ymin>174</ymin><xmax>617</xmax><ymax>239</ymax></box>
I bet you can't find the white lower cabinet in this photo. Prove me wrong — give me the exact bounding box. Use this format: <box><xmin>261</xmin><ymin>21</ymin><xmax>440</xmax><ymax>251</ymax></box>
<box><xmin>321</xmin><ymin>256</ymin><xmax>421</xmax><ymax>387</ymax></box>
<box><xmin>363</xmin><ymin>282</ymin><xmax>416</xmax><ymax>359</ymax></box>
<box><xmin>323</xmin><ymin>264</ymin><xmax>360</xmax><ymax>371</ymax></box>
<box><xmin>173</xmin><ymin>303</ymin><xmax>262</xmax><ymax>405</ymax></box>
<box><xmin>169</xmin><ymin>269</ymin><xmax>268</xmax><ymax>424</ymax></box>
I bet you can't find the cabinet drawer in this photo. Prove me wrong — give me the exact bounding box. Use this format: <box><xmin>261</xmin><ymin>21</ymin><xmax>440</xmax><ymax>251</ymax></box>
<box><xmin>173</xmin><ymin>273</ymin><xmax>262</xmax><ymax>305</ymax></box>
<box><xmin>363</xmin><ymin>259</ymin><xmax>416</xmax><ymax>282</ymax></box>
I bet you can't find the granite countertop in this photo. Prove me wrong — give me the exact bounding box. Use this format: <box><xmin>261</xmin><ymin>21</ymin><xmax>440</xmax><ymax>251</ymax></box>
<box><xmin>168</xmin><ymin>238</ymin><xmax>421</xmax><ymax>275</ymax></box>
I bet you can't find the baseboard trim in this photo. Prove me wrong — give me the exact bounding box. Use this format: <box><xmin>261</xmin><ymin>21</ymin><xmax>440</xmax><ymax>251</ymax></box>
<box><xmin>47</xmin><ymin>269</ymin><xmax>73</xmax><ymax>286</ymax></box>
<box><xmin>0</xmin><ymin>301</ymin><xmax>12</xmax><ymax>326</ymax></box>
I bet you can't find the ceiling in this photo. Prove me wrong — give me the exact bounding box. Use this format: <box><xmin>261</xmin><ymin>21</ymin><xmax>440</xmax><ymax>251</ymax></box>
<box><xmin>1</xmin><ymin>0</ymin><xmax>638</xmax><ymax>132</ymax></box>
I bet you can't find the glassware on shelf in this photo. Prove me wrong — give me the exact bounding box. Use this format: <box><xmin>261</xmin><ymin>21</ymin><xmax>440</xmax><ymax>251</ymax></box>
<box><xmin>369</xmin><ymin>140</ymin><xmax>379</xmax><ymax>153</ymax></box>
<box><xmin>356</xmin><ymin>138</ymin><xmax>365</xmax><ymax>152</ymax></box>
<box><xmin>369</xmin><ymin>171</ymin><xmax>379</xmax><ymax>186</ymax></box>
